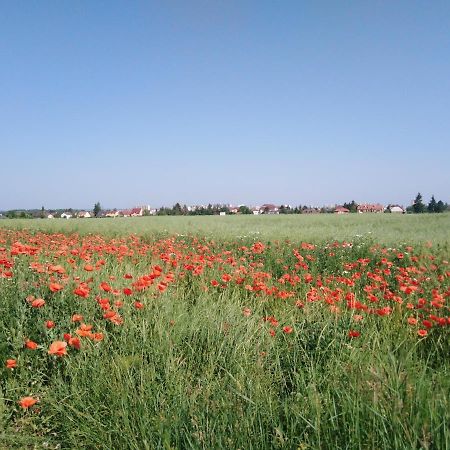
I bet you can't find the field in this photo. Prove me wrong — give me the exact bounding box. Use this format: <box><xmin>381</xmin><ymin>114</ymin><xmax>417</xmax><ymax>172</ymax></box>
<box><xmin>1</xmin><ymin>214</ymin><xmax>449</xmax><ymax>449</ymax></box>
<box><xmin>1</xmin><ymin>213</ymin><xmax>450</xmax><ymax>244</ymax></box>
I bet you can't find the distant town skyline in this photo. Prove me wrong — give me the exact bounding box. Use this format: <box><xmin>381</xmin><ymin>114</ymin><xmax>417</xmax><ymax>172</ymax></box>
<box><xmin>1</xmin><ymin>1</ymin><xmax>449</xmax><ymax>210</ymax></box>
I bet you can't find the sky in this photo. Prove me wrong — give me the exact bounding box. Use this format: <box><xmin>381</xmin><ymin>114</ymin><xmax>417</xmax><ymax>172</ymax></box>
<box><xmin>1</xmin><ymin>0</ymin><xmax>449</xmax><ymax>210</ymax></box>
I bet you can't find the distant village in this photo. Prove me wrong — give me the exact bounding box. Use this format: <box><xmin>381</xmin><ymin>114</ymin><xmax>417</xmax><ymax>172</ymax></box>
<box><xmin>1</xmin><ymin>195</ymin><xmax>448</xmax><ymax>219</ymax></box>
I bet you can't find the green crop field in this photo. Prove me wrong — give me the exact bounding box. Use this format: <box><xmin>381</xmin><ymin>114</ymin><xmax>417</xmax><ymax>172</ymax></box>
<box><xmin>1</xmin><ymin>214</ymin><xmax>449</xmax><ymax>449</ymax></box>
<box><xmin>1</xmin><ymin>212</ymin><xmax>450</xmax><ymax>245</ymax></box>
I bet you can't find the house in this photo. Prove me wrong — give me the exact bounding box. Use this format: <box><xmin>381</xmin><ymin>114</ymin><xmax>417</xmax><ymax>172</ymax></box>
<box><xmin>387</xmin><ymin>205</ymin><xmax>405</xmax><ymax>214</ymax></box>
<box><xmin>105</xmin><ymin>210</ymin><xmax>120</xmax><ymax>218</ymax></box>
<box><xmin>229</xmin><ymin>206</ymin><xmax>240</xmax><ymax>214</ymax></box>
<box><xmin>60</xmin><ymin>212</ymin><xmax>72</xmax><ymax>219</ymax></box>
<box><xmin>357</xmin><ymin>203</ymin><xmax>384</xmax><ymax>213</ymax></box>
<box><xmin>334</xmin><ymin>206</ymin><xmax>350</xmax><ymax>214</ymax></box>
<box><xmin>47</xmin><ymin>214</ymin><xmax>54</xmax><ymax>219</ymax></box>
<box><xmin>303</xmin><ymin>208</ymin><xmax>320</xmax><ymax>214</ymax></box>
<box><xmin>130</xmin><ymin>207</ymin><xmax>143</xmax><ymax>217</ymax></box>
<box><xmin>119</xmin><ymin>209</ymin><xmax>133</xmax><ymax>217</ymax></box>
<box><xmin>77</xmin><ymin>211</ymin><xmax>91</xmax><ymax>218</ymax></box>
<box><xmin>259</xmin><ymin>204</ymin><xmax>279</xmax><ymax>214</ymax></box>
<box><xmin>252</xmin><ymin>208</ymin><xmax>260</xmax><ymax>215</ymax></box>
<box><xmin>219</xmin><ymin>211</ymin><xmax>226</xmax><ymax>216</ymax></box>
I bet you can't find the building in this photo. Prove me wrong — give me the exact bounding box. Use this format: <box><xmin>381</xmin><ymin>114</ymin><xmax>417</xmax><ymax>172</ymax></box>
<box><xmin>259</xmin><ymin>204</ymin><xmax>279</xmax><ymax>214</ymax></box>
<box><xmin>387</xmin><ymin>205</ymin><xmax>405</xmax><ymax>213</ymax></box>
<box><xmin>357</xmin><ymin>203</ymin><xmax>384</xmax><ymax>213</ymax></box>
<box><xmin>130</xmin><ymin>207</ymin><xmax>143</xmax><ymax>217</ymax></box>
<box><xmin>334</xmin><ymin>206</ymin><xmax>350</xmax><ymax>214</ymax></box>
<box><xmin>302</xmin><ymin>208</ymin><xmax>320</xmax><ymax>214</ymax></box>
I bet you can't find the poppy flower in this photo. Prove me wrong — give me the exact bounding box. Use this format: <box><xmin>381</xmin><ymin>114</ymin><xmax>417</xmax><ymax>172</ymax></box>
<box><xmin>18</xmin><ymin>396</ymin><xmax>38</xmax><ymax>409</ymax></box>
<box><xmin>348</xmin><ymin>330</ymin><xmax>361</xmax><ymax>338</ymax></box>
<box><xmin>93</xmin><ymin>332</ymin><xmax>104</xmax><ymax>342</ymax></box>
<box><xmin>6</xmin><ymin>359</ymin><xmax>17</xmax><ymax>369</ymax></box>
<box><xmin>31</xmin><ymin>298</ymin><xmax>45</xmax><ymax>308</ymax></box>
<box><xmin>68</xmin><ymin>337</ymin><xmax>81</xmax><ymax>350</ymax></box>
<box><xmin>123</xmin><ymin>288</ymin><xmax>133</xmax><ymax>296</ymax></box>
<box><xmin>25</xmin><ymin>339</ymin><xmax>38</xmax><ymax>350</ymax></box>
<box><xmin>242</xmin><ymin>307</ymin><xmax>251</xmax><ymax>317</ymax></box>
<box><xmin>134</xmin><ymin>301</ymin><xmax>144</xmax><ymax>309</ymax></box>
<box><xmin>74</xmin><ymin>286</ymin><xmax>90</xmax><ymax>298</ymax></box>
<box><xmin>49</xmin><ymin>282</ymin><xmax>63</xmax><ymax>292</ymax></box>
<box><xmin>417</xmin><ymin>329</ymin><xmax>428</xmax><ymax>337</ymax></box>
<box><xmin>71</xmin><ymin>314</ymin><xmax>83</xmax><ymax>323</ymax></box>
<box><xmin>48</xmin><ymin>341</ymin><xmax>67</xmax><ymax>357</ymax></box>
<box><xmin>45</xmin><ymin>320</ymin><xmax>55</xmax><ymax>329</ymax></box>
<box><xmin>100</xmin><ymin>282</ymin><xmax>112</xmax><ymax>292</ymax></box>
<box><xmin>283</xmin><ymin>326</ymin><xmax>293</xmax><ymax>334</ymax></box>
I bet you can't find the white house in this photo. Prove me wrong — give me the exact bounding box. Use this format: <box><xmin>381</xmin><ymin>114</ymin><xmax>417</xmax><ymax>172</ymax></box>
<box><xmin>388</xmin><ymin>205</ymin><xmax>405</xmax><ymax>214</ymax></box>
<box><xmin>105</xmin><ymin>210</ymin><xmax>120</xmax><ymax>218</ymax></box>
<box><xmin>60</xmin><ymin>212</ymin><xmax>72</xmax><ymax>219</ymax></box>
<box><xmin>77</xmin><ymin>211</ymin><xmax>92</xmax><ymax>218</ymax></box>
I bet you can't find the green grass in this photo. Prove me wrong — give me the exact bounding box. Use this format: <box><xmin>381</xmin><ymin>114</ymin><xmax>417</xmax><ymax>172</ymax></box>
<box><xmin>0</xmin><ymin>217</ymin><xmax>449</xmax><ymax>449</ymax></box>
<box><xmin>1</xmin><ymin>212</ymin><xmax>450</xmax><ymax>245</ymax></box>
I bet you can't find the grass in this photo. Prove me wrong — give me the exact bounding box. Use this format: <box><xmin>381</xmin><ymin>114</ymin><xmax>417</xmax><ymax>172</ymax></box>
<box><xmin>1</xmin><ymin>212</ymin><xmax>450</xmax><ymax>245</ymax></box>
<box><xmin>0</xmin><ymin>216</ymin><xmax>449</xmax><ymax>449</ymax></box>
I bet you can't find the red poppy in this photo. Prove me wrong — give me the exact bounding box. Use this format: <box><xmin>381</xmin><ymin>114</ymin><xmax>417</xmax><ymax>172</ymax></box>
<box><xmin>48</xmin><ymin>341</ymin><xmax>67</xmax><ymax>357</ymax></box>
<box><xmin>49</xmin><ymin>282</ymin><xmax>63</xmax><ymax>292</ymax></box>
<box><xmin>74</xmin><ymin>286</ymin><xmax>90</xmax><ymax>298</ymax></box>
<box><xmin>31</xmin><ymin>298</ymin><xmax>45</xmax><ymax>308</ymax></box>
<box><xmin>348</xmin><ymin>330</ymin><xmax>361</xmax><ymax>338</ymax></box>
<box><xmin>68</xmin><ymin>337</ymin><xmax>81</xmax><ymax>350</ymax></box>
<box><xmin>45</xmin><ymin>320</ymin><xmax>55</xmax><ymax>329</ymax></box>
<box><xmin>19</xmin><ymin>396</ymin><xmax>38</xmax><ymax>409</ymax></box>
<box><xmin>25</xmin><ymin>339</ymin><xmax>38</xmax><ymax>350</ymax></box>
<box><xmin>6</xmin><ymin>359</ymin><xmax>17</xmax><ymax>369</ymax></box>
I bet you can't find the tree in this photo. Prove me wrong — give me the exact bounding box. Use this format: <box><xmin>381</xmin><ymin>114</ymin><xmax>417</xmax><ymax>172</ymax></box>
<box><xmin>412</xmin><ymin>193</ymin><xmax>425</xmax><ymax>213</ymax></box>
<box><xmin>40</xmin><ymin>206</ymin><xmax>45</xmax><ymax>219</ymax></box>
<box><xmin>343</xmin><ymin>200</ymin><xmax>358</xmax><ymax>213</ymax></box>
<box><xmin>172</xmin><ymin>203</ymin><xmax>183</xmax><ymax>215</ymax></box>
<box><xmin>428</xmin><ymin>195</ymin><xmax>437</xmax><ymax>213</ymax></box>
<box><xmin>93</xmin><ymin>202</ymin><xmax>102</xmax><ymax>217</ymax></box>
<box><xmin>238</xmin><ymin>205</ymin><xmax>251</xmax><ymax>215</ymax></box>
<box><xmin>436</xmin><ymin>200</ymin><xmax>446</xmax><ymax>213</ymax></box>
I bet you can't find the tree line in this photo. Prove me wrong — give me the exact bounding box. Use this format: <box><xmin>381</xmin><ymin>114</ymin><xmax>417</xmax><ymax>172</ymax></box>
<box><xmin>407</xmin><ymin>193</ymin><xmax>447</xmax><ymax>214</ymax></box>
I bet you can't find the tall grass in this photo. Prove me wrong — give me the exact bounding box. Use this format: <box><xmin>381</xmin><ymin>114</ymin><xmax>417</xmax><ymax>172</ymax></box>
<box><xmin>0</xmin><ymin>225</ymin><xmax>449</xmax><ymax>449</ymax></box>
<box><xmin>1</xmin><ymin>212</ymin><xmax>450</xmax><ymax>245</ymax></box>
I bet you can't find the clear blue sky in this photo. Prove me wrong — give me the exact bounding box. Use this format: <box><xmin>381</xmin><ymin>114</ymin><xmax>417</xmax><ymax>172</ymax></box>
<box><xmin>1</xmin><ymin>1</ymin><xmax>449</xmax><ymax>210</ymax></box>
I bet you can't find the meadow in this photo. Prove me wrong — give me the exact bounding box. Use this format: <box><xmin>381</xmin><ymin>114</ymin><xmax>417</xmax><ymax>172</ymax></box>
<box><xmin>1</xmin><ymin>212</ymin><xmax>450</xmax><ymax>245</ymax></box>
<box><xmin>1</xmin><ymin>214</ymin><xmax>449</xmax><ymax>449</ymax></box>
